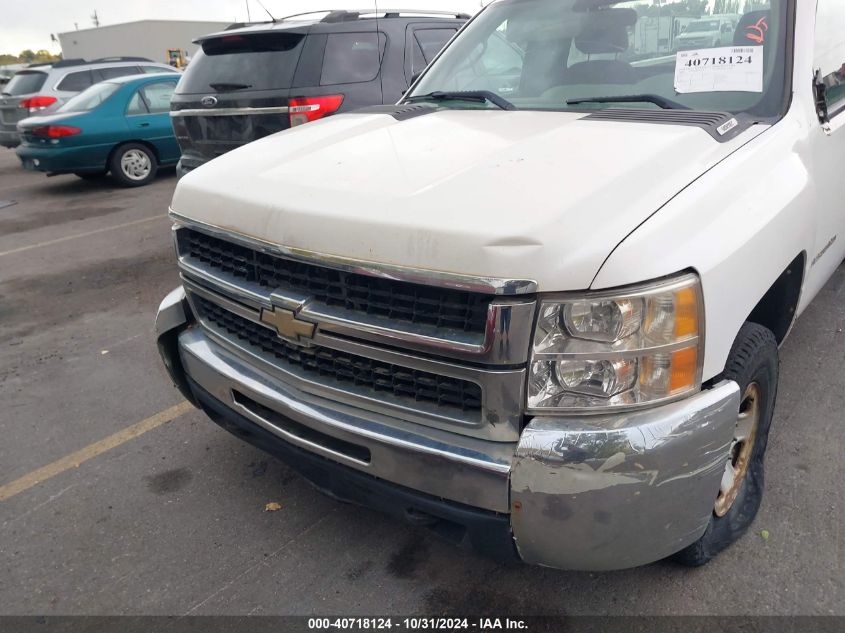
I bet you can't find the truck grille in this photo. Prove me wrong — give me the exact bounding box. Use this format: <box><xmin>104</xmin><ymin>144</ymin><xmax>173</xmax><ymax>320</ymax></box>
<box><xmin>195</xmin><ymin>296</ymin><xmax>483</xmax><ymax>414</ymax></box>
<box><xmin>178</xmin><ymin>228</ymin><xmax>492</xmax><ymax>334</ymax></box>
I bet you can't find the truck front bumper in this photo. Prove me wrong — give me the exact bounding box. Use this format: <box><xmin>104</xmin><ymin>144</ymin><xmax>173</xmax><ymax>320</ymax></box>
<box><xmin>157</xmin><ymin>287</ymin><xmax>740</xmax><ymax>571</ymax></box>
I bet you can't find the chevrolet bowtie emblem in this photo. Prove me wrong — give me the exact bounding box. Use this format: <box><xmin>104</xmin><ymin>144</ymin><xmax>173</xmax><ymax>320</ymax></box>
<box><xmin>260</xmin><ymin>306</ymin><xmax>316</xmax><ymax>343</ymax></box>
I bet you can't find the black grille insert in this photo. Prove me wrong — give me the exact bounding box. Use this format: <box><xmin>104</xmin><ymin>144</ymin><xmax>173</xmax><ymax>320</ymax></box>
<box><xmin>178</xmin><ymin>228</ymin><xmax>492</xmax><ymax>334</ymax></box>
<box><xmin>195</xmin><ymin>296</ymin><xmax>483</xmax><ymax>414</ymax></box>
<box><xmin>233</xmin><ymin>390</ymin><xmax>372</xmax><ymax>463</ymax></box>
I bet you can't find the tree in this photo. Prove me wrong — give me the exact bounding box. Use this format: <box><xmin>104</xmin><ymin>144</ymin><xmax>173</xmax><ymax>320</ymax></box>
<box><xmin>19</xmin><ymin>49</ymin><xmax>36</xmax><ymax>63</ymax></box>
<box><xmin>33</xmin><ymin>50</ymin><xmax>58</xmax><ymax>62</ymax></box>
<box><xmin>685</xmin><ymin>0</ymin><xmax>708</xmax><ymax>13</ymax></box>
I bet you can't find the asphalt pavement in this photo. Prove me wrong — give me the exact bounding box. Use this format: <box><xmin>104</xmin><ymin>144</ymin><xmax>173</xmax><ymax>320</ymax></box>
<box><xmin>0</xmin><ymin>149</ymin><xmax>842</xmax><ymax>616</ymax></box>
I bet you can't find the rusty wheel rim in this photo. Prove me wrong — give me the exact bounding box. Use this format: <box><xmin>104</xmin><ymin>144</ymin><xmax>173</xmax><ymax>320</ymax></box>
<box><xmin>714</xmin><ymin>382</ymin><xmax>761</xmax><ymax>517</ymax></box>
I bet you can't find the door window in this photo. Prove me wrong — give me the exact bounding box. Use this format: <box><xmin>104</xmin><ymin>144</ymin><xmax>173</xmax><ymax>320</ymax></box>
<box><xmin>126</xmin><ymin>91</ymin><xmax>148</xmax><ymax>115</ymax></box>
<box><xmin>321</xmin><ymin>32</ymin><xmax>387</xmax><ymax>85</ymax></box>
<box><xmin>98</xmin><ymin>66</ymin><xmax>142</xmax><ymax>80</ymax></box>
<box><xmin>142</xmin><ymin>82</ymin><xmax>176</xmax><ymax>113</ymax></box>
<box><xmin>411</xmin><ymin>29</ymin><xmax>457</xmax><ymax>76</ymax></box>
<box><xmin>815</xmin><ymin>0</ymin><xmax>845</xmax><ymax>118</ymax></box>
<box><xmin>128</xmin><ymin>81</ymin><xmax>176</xmax><ymax>115</ymax></box>
<box><xmin>142</xmin><ymin>65</ymin><xmax>178</xmax><ymax>74</ymax></box>
<box><xmin>56</xmin><ymin>70</ymin><xmax>94</xmax><ymax>92</ymax></box>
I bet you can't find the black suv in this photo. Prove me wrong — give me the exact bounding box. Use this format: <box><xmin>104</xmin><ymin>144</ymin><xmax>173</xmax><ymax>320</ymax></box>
<box><xmin>171</xmin><ymin>10</ymin><xmax>467</xmax><ymax>177</ymax></box>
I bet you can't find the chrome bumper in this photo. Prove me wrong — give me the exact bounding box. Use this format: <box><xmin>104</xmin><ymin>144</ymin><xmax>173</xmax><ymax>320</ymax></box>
<box><xmin>156</xmin><ymin>286</ymin><xmax>739</xmax><ymax>570</ymax></box>
<box><xmin>511</xmin><ymin>381</ymin><xmax>740</xmax><ymax>570</ymax></box>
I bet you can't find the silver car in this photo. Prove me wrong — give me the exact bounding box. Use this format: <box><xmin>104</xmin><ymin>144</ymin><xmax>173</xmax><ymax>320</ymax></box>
<box><xmin>0</xmin><ymin>57</ymin><xmax>178</xmax><ymax>148</ymax></box>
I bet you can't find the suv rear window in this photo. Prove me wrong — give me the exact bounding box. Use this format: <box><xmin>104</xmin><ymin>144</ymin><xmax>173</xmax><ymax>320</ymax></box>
<box><xmin>177</xmin><ymin>32</ymin><xmax>306</xmax><ymax>94</ymax></box>
<box><xmin>3</xmin><ymin>71</ymin><xmax>47</xmax><ymax>96</ymax></box>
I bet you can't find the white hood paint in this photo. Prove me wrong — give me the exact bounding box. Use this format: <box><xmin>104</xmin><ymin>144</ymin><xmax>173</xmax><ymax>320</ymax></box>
<box><xmin>171</xmin><ymin>109</ymin><xmax>763</xmax><ymax>291</ymax></box>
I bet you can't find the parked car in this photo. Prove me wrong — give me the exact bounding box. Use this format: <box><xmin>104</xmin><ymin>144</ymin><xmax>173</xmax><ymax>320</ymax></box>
<box><xmin>0</xmin><ymin>64</ymin><xmax>26</xmax><ymax>87</ymax></box>
<box><xmin>673</xmin><ymin>14</ymin><xmax>739</xmax><ymax>51</ymax></box>
<box><xmin>156</xmin><ymin>0</ymin><xmax>843</xmax><ymax>570</ymax></box>
<box><xmin>0</xmin><ymin>57</ymin><xmax>179</xmax><ymax>148</ymax></box>
<box><xmin>16</xmin><ymin>73</ymin><xmax>180</xmax><ymax>186</ymax></box>
<box><xmin>171</xmin><ymin>9</ymin><xmax>467</xmax><ymax>177</ymax></box>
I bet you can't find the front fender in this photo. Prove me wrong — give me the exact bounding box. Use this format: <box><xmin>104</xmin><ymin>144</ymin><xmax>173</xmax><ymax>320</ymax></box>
<box><xmin>592</xmin><ymin>117</ymin><xmax>813</xmax><ymax>381</ymax></box>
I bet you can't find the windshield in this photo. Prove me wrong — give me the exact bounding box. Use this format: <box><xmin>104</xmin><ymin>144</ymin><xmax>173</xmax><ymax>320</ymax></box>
<box><xmin>58</xmin><ymin>82</ymin><xmax>121</xmax><ymax>113</ymax></box>
<box><xmin>3</xmin><ymin>70</ymin><xmax>47</xmax><ymax>96</ymax></box>
<box><xmin>409</xmin><ymin>0</ymin><xmax>789</xmax><ymax>117</ymax></box>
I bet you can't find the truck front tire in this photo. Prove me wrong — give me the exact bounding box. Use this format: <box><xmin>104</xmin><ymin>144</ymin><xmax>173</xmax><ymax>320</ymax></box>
<box><xmin>672</xmin><ymin>323</ymin><xmax>779</xmax><ymax>566</ymax></box>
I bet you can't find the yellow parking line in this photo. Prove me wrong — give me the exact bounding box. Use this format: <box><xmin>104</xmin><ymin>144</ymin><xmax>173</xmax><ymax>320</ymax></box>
<box><xmin>0</xmin><ymin>401</ymin><xmax>194</xmax><ymax>502</ymax></box>
<box><xmin>0</xmin><ymin>215</ymin><xmax>165</xmax><ymax>258</ymax></box>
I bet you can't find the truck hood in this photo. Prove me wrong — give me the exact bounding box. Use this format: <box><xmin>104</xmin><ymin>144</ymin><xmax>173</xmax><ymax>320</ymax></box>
<box><xmin>171</xmin><ymin>109</ymin><xmax>762</xmax><ymax>291</ymax></box>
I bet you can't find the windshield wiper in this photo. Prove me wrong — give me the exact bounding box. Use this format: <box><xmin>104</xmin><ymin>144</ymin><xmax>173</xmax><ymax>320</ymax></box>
<box><xmin>566</xmin><ymin>94</ymin><xmax>690</xmax><ymax>110</ymax></box>
<box><xmin>208</xmin><ymin>82</ymin><xmax>253</xmax><ymax>92</ymax></box>
<box><xmin>405</xmin><ymin>90</ymin><xmax>516</xmax><ymax>111</ymax></box>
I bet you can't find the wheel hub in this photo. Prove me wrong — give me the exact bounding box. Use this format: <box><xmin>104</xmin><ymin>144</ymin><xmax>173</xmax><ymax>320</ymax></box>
<box><xmin>714</xmin><ymin>382</ymin><xmax>761</xmax><ymax>517</ymax></box>
<box><xmin>120</xmin><ymin>149</ymin><xmax>151</xmax><ymax>181</ymax></box>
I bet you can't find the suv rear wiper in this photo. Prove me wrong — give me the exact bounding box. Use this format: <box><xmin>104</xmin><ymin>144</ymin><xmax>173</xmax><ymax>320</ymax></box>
<box><xmin>566</xmin><ymin>94</ymin><xmax>690</xmax><ymax>110</ymax></box>
<box><xmin>208</xmin><ymin>82</ymin><xmax>253</xmax><ymax>92</ymax></box>
<box><xmin>405</xmin><ymin>90</ymin><xmax>516</xmax><ymax>111</ymax></box>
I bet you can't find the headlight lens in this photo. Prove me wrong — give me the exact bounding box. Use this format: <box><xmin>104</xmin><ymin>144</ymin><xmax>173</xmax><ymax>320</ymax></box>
<box><xmin>528</xmin><ymin>273</ymin><xmax>703</xmax><ymax>411</ymax></box>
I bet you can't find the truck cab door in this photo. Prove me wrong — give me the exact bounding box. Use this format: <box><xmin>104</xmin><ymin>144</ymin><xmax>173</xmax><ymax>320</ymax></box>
<box><xmin>809</xmin><ymin>0</ymin><xmax>845</xmax><ymax>286</ymax></box>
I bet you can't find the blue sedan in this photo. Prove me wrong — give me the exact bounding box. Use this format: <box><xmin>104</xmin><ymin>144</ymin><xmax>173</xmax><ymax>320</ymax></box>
<box><xmin>16</xmin><ymin>73</ymin><xmax>180</xmax><ymax>187</ymax></box>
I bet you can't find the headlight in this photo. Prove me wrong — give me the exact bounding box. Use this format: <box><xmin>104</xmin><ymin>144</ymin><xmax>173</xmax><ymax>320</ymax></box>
<box><xmin>528</xmin><ymin>272</ymin><xmax>703</xmax><ymax>412</ymax></box>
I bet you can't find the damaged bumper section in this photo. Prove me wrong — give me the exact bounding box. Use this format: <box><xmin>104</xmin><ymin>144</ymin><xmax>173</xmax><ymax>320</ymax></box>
<box><xmin>511</xmin><ymin>383</ymin><xmax>740</xmax><ymax>570</ymax></box>
<box><xmin>157</xmin><ymin>287</ymin><xmax>740</xmax><ymax>571</ymax></box>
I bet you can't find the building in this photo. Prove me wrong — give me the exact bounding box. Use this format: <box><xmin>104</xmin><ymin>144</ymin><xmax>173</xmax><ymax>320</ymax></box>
<box><xmin>58</xmin><ymin>20</ymin><xmax>231</xmax><ymax>66</ymax></box>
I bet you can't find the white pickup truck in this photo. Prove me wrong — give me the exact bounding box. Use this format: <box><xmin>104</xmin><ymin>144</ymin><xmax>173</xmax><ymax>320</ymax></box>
<box><xmin>156</xmin><ymin>0</ymin><xmax>844</xmax><ymax>570</ymax></box>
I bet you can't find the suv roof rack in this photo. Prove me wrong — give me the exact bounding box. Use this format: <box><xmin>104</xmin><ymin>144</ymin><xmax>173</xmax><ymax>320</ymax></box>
<box><xmin>29</xmin><ymin>58</ymin><xmax>88</xmax><ymax>68</ymax></box>
<box><xmin>225</xmin><ymin>20</ymin><xmax>274</xmax><ymax>30</ymax></box>
<box><xmin>379</xmin><ymin>10</ymin><xmax>471</xmax><ymax>19</ymax></box>
<box><xmin>278</xmin><ymin>9</ymin><xmax>469</xmax><ymax>23</ymax></box>
<box><xmin>92</xmin><ymin>56</ymin><xmax>153</xmax><ymax>62</ymax></box>
<box><xmin>322</xmin><ymin>9</ymin><xmax>471</xmax><ymax>22</ymax></box>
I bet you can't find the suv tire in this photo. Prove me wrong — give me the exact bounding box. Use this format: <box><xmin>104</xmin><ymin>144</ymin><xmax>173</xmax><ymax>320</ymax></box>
<box><xmin>672</xmin><ymin>322</ymin><xmax>779</xmax><ymax>567</ymax></box>
<box><xmin>110</xmin><ymin>143</ymin><xmax>157</xmax><ymax>187</ymax></box>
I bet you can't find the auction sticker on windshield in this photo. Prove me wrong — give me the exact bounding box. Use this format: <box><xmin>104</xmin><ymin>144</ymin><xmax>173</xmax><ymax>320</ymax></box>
<box><xmin>674</xmin><ymin>46</ymin><xmax>763</xmax><ymax>94</ymax></box>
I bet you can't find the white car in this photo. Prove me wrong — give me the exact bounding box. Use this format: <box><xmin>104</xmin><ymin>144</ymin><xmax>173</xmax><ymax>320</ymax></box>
<box><xmin>673</xmin><ymin>15</ymin><xmax>738</xmax><ymax>51</ymax></box>
<box><xmin>156</xmin><ymin>0</ymin><xmax>844</xmax><ymax>570</ymax></box>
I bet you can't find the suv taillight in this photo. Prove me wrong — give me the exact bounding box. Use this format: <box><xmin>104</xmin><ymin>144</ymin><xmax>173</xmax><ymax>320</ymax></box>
<box><xmin>19</xmin><ymin>96</ymin><xmax>58</xmax><ymax>113</ymax></box>
<box><xmin>289</xmin><ymin>95</ymin><xmax>344</xmax><ymax>127</ymax></box>
<box><xmin>31</xmin><ymin>125</ymin><xmax>82</xmax><ymax>138</ymax></box>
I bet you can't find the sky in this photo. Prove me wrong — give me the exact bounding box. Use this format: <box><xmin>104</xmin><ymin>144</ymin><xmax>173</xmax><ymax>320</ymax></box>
<box><xmin>1</xmin><ymin>0</ymin><xmax>488</xmax><ymax>55</ymax></box>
